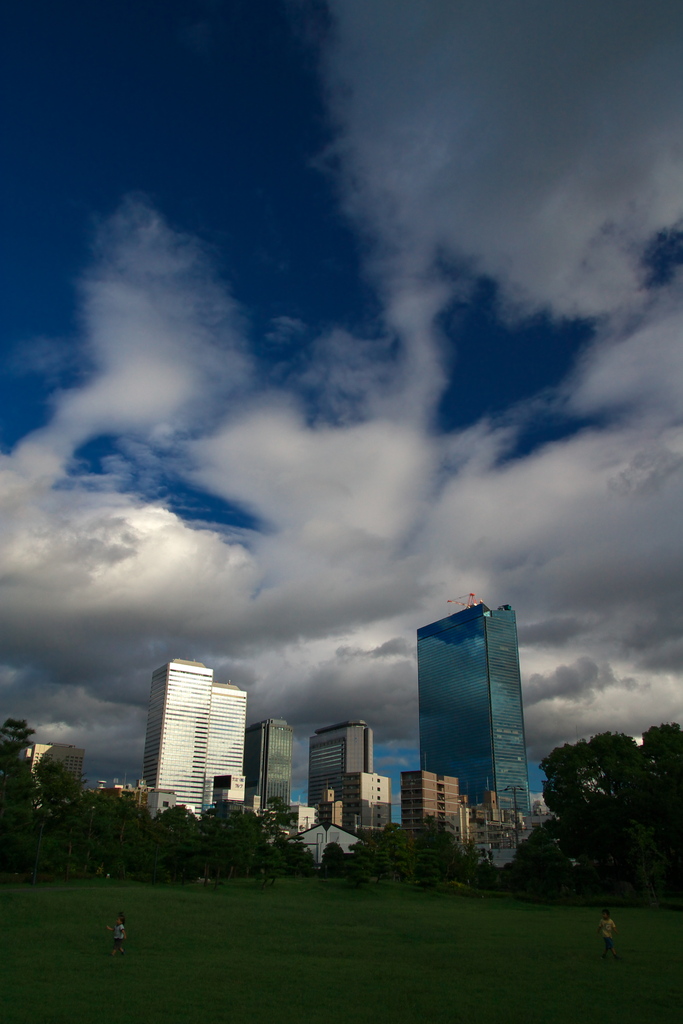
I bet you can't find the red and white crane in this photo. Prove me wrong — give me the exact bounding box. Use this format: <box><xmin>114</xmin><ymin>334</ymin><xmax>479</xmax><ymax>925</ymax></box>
<box><xmin>446</xmin><ymin>593</ymin><xmax>481</xmax><ymax>609</ymax></box>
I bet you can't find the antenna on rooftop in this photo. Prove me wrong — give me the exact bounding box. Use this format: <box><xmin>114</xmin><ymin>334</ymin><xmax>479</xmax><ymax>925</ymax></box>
<box><xmin>447</xmin><ymin>593</ymin><xmax>481</xmax><ymax>609</ymax></box>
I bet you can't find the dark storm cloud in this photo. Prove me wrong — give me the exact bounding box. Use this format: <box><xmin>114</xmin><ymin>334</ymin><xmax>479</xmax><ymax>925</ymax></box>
<box><xmin>280</xmin><ymin>652</ymin><xmax>418</xmax><ymax>745</ymax></box>
<box><xmin>518</xmin><ymin>617</ymin><xmax>586</xmax><ymax>647</ymax></box>
<box><xmin>524</xmin><ymin>656</ymin><xmax>638</xmax><ymax>707</ymax></box>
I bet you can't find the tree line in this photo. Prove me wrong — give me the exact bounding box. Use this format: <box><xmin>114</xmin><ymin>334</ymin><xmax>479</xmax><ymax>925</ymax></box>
<box><xmin>0</xmin><ymin>718</ymin><xmax>490</xmax><ymax>888</ymax></box>
<box><xmin>534</xmin><ymin>722</ymin><xmax>683</xmax><ymax>898</ymax></box>
<box><xmin>0</xmin><ymin>719</ymin><xmax>314</xmax><ymax>885</ymax></box>
<box><xmin>2</xmin><ymin>717</ymin><xmax>681</xmax><ymax>897</ymax></box>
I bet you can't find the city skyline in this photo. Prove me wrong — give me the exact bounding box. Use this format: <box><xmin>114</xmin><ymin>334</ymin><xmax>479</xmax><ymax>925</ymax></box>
<box><xmin>1</xmin><ymin>3</ymin><xmax>682</xmax><ymax>793</ymax></box>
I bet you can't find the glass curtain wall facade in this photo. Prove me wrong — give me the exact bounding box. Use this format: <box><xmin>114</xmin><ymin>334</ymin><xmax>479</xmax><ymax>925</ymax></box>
<box><xmin>244</xmin><ymin>718</ymin><xmax>293</xmax><ymax>807</ymax></box>
<box><xmin>203</xmin><ymin>682</ymin><xmax>248</xmax><ymax>808</ymax></box>
<box><xmin>142</xmin><ymin>660</ymin><xmax>247</xmax><ymax>814</ymax></box>
<box><xmin>417</xmin><ymin>604</ymin><xmax>530</xmax><ymax>814</ymax></box>
<box><xmin>308</xmin><ymin>720</ymin><xmax>373</xmax><ymax>806</ymax></box>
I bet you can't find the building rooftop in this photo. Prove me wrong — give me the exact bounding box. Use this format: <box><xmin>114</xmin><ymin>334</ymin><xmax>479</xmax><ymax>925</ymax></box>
<box><xmin>315</xmin><ymin>720</ymin><xmax>368</xmax><ymax>735</ymax></box>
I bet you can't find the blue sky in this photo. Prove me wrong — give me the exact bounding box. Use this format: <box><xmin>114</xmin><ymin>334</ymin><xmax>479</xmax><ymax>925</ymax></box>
<box><xmin>2</xmin><ymin>1</ymin><xmax>682</xmax><ymax>800</ymax></box>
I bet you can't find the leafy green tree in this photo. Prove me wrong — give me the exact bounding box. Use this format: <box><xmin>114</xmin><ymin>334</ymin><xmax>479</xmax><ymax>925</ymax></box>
<box><xmin>372</xmin><ymin>845</ymin><xmax>393</xmax><ymax>883</ymax></box>
<box><xmin>346</xmin><ymin>839</ymin><xmax>375</xmax><ymax>887</ymax></box>
<box><xmin>540</xmin><ymin>731</ymin><xmax>644</xmax><ymax>881</ymax></box>
<box><xmin>31</xmin><ymin>757</ymin><xmax>85</xmax><ymax>879</ymax></box>
<box><xmin>374</xmin><ymin>823</ymin><xmax>415</xmax><ymax>881</ymax></box>
<box><xmin>627</xmin><ymin>821</ymin><xmax>667</xmax><ymax>903</ymax></box>
<box><xmin>449</xmin><ymin>839</ymin><xmax>480</xmax><ymax>886</ymax></box>
<box><xmin>571</xmin><ymin>854</ymin><xmax>602</xmax><ymax>895</ymax></box>
<box><xmin>255</xmin><ymin>797</ymin><xmax>303</xmax><ymax>886</ymax></box>
<box><xmin>0</xmin><ymin>719</ymin><xmax>36</xmax><ymax>870</ymax></box>
<box><xmin>640</xmin><ymin>723</ymin><xmax>683</xmax><ymax>886</ymax></box>
<box><xmin>541</xmin><ymin>724</ymin><xmax>683</xmax><ymax>889</ymax></box>
<box><xmin>414</xmin><ymin>847</ymin><xmax>441</xmax><ymax>889</ymax></box>
<box><xmin>221</xmin><ymin>810</ymin><xmax>262</xmax><ymax>878</ymax></box>
<box><xmin>414</xmin><ymin>818</ymin><xmax>477</xmax><ymax>883</ymax></box>
<box><xmin>255</xmin><ymin>840</ymin><xmax>287</xmax><ymax>888</ymax></box>
<box><xmin>321</xmin><ymin>841</ymin><xmax>347</xmax><ymax>877</ymax></box>
<box><xmin>504</xmin><ymin>827</ymin><xmax>574</xmax><ymax>897</ymax></box>
<box><xmin>262</xmin><ymin>796</ymin><xmax>298</xmax><ymax>834</ymax></box>
<box><xmin>156</xmin><ymin>806</ymin><xmax>201</xmax><ymax>882</ymax></box>
<box><xmin>475</xmin><ymin>852</ymin><xmax>500</xmax><ymax>890</ymax></box>
<box><xmin>282</xmin><ymin>835</ymin><xmax>316</xmax><ymax>877</ymax></box>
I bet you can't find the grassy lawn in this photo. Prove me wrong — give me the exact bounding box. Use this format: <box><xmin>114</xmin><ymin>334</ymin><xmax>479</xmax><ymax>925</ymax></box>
<box><xmin>1</xmin><ymin>879</ymin><xmax>681</xmax><ymax>1024</ymax></box>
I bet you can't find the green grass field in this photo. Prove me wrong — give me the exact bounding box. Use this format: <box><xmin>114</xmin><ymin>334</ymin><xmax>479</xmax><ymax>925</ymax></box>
<box><xmin>2</xmin><ymin>879</ymin><xmax>681</xmax><ymax>1024</ymax></box>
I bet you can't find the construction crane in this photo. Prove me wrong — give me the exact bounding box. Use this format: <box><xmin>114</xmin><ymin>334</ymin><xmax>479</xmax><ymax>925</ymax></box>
<box><xmin>447</xmin><ymin>593</ymin><xmax>481</xmax><ymax>609</ymax></box>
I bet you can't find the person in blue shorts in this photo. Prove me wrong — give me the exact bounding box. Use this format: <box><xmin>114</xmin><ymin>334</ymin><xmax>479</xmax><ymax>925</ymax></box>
<box><xmin>597</xmin><ymin>908</ymin><xmax>620</xmax><ymax>959</ymax></box>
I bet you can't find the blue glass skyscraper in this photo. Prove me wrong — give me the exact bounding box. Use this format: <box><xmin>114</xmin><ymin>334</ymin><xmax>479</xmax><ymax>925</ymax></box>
<box><xmin>417</xmin><ymin>603</ymin><xmax>530</xmax><ymax>814</ymax></box>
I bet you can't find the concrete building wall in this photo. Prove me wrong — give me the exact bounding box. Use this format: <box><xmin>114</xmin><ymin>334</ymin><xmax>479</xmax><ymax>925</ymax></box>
<box><xmin>24</xmin><ymin>743</ymin><xmax>85</xmax><ymax>780</ymax></box>
<box><xmin>307</xmin><ymin>721</ymin><xmax>373</xmax><ymax>806</ymax></box>
<box><xmin>342</xmin><ymin>772</ymin><xmax>392</xmax><ymax>831</ymax></box>
<box><xmin>147</xmin><ymin>789</ymin><xmax>177</xmax><ymax>817</ymax></box>
<box><xmin>401</xmin><ymin>770</ymin><xmax>463</xmax><ymax>832</ymax></box>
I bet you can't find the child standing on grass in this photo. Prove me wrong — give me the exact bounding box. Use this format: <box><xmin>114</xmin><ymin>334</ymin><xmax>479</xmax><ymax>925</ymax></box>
<box><xmin>597</xmin><ymin>908</ymin><xmax>621</xmax><ymax>960</ymax></box>
<box><xmin>106</xmin><ymin>914</ymin><xmax>126</xmax><ymax>956</ymax></box>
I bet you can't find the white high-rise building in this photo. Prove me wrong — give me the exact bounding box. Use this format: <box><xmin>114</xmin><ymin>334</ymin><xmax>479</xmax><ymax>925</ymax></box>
<box><xmin>142</xmin><ymin>659</ymin><xmax>247</xmax><ymax>814</ymax></box>
<box><xmin>204</xmin><ymin>681</ymin><xmax>248</xmax><ymax>807</ymax></box>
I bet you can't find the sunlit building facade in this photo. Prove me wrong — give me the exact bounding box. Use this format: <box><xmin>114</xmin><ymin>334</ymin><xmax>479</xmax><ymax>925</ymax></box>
<box><xmin>244</xmin><ymin>718</ymin><xmax>293</xmax><ymax>808</ymax></box>
<box><xmin>142</xmin><ymin>659</ymin><xmax>247</xmax><ymax>814</ymax></box>
<box><xmin>341</xmin><ymin>772</ymin><xmax>392</xmax><ymax>831</ymax></box>
<box><xmin>24</xmin><ymin>742</ymin><xmax>85</xmax><ymax>781</ymax></box>
<box><xmin>204</xmin><ymin>681</ymin><xmax>248</xmax><ymax>808</ymax></box>
<box><xmin>400</xmin><ymin>769</ymin><xmax>463</xmax><ymax>833</ymax></box>
<box><xmin>417</xmin><ymin>603</ymin><xmax>530</xmax><ymax>814</ymax></box>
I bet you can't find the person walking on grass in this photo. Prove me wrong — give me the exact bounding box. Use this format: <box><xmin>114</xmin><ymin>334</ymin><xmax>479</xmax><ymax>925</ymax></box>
<box><xmin>597</xmin><ymin>908</ymin><xmax>621</xmax><ymax>960</ymax></box>
<box><xmin>106</xmin><ymin>914</ymin><xmax>126</xmax><ymax>956</ymax></box>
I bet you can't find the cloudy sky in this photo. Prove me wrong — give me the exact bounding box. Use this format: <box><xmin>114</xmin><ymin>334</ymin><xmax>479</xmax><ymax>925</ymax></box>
<box><xmin>2</xmin><ymin>1</ymin><xmax>682</xmax><ymax>799</ymax></box>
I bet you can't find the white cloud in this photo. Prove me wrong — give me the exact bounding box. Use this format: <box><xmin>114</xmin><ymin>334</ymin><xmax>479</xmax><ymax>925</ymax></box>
<box><xmin>320</xmin><ymin>0</ymin><xmax>683</xmax><ymax>319</ymax></box>
<box><xmin>40</xmin><ymin>198</ymin><xmax>250</xmax><ymax>456</ymax></box>
<box><xmin>3</xmin><ymin>3</ymin><xmax>683</xmax><ymax>789</ymax></box>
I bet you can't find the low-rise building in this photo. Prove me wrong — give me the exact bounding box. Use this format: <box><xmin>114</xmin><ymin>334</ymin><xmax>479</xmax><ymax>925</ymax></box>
<box><xmin>95</xmin><ymin>780</ymin><xmax>149</xmax><ymax>805</ymax></box>
<box><xmin>401</xmin><ymin>770</ymin><xmax>463</xmax><ymax>832</ymax></box>
<box><xmin>293</xmin><ymin>822</ymin><xmax>359</xmax><ymax>865</ymax></box>
<box><xmin>317</xmin><ymin>786</ymin><xmax>343</xmax><ymax>825</ymax></box>
<box><xmin>211</xmin><ymin>774</ymin><xmax>246</xmax><ymax>817</ymax></box>
<box><xmin>24</xmin><ymin>742</ymin><xmax>85</xmax><ymax>780</ymax></box>
<box><xmin>342</xmin><ymin>772</ymin><xmax>392</xmax><ymax>831</ymax></box>
<box><xmin>147</xmin><ymin>789</ymin><xmax>177</xmax><ymax>817</ymax></box>
<box><xmin>290</xmin><ymin>804</ymin><xmax>317</xmax><ymax>832</ymax></box>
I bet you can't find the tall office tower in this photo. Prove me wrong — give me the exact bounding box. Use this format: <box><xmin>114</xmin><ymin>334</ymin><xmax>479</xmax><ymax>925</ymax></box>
<box><xmin>204</xmin><ymin>681</ymin><xmax>248</xmax><ymax>808</ymax></box>
<box><xmin>142</xmin><ymin>659</ymin><xmax>247</xmax><ymax>814</ymax></box>
<box><xmin>307</xmin><ymin>720</ymin><xmax>373</xmax><ymax>807</ymax></box>
<box><xmin>417</xmin><ymin>602</ymin><xmax>530</xmax><ymax>814</ymax></box>
<box><xmin>243</xmin><ymin>718</ymin><xmax>293</xmax><ymax>807</ymax></box>
<box><xmin>24</xmin><ymin>742</ymin><xmax>85</xmax><ymax>781</ymax></box>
